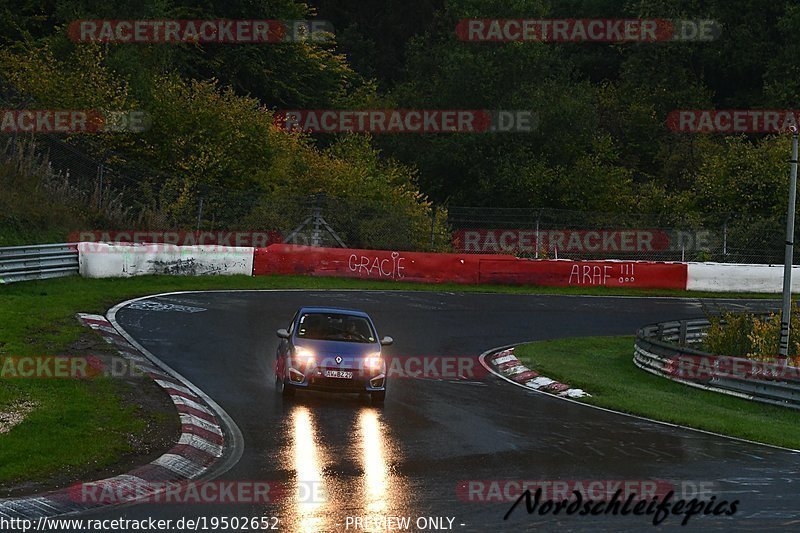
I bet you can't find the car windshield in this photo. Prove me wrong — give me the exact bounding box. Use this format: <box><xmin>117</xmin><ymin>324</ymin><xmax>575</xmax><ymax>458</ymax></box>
<box><xmin>296</xmin><ymin>313</ymin><xmax>376</xmax><ymax>343</ymax></box>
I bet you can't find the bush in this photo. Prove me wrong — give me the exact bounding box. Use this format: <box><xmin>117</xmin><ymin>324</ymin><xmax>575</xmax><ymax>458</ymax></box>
<box><xmin>704</xmin><ymin>304</ymin><xmax>800</xmax><ymax>366</ymax></box>
<box><xmin>705</xmin><ymin>312</ymin><xmax>758</xmax><ymax>358</ymax></box>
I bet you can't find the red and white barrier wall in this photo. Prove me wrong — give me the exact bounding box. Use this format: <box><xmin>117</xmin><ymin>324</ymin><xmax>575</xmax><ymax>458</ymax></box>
<box><xmin>75</xmin><ymin>242</ymin><xmax>800</xmax><ymax>293</ymax></box>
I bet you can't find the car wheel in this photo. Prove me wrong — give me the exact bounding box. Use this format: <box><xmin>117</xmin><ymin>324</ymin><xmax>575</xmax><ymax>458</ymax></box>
<box><xmin>370</xmin><ymin>390</ymin><xmax>385</xmax><ymax>404</ymax></box>
<box><xmin>276</xmin><ymin>375</ymin><xmax>295</xmax><ymax>397</ymax></box>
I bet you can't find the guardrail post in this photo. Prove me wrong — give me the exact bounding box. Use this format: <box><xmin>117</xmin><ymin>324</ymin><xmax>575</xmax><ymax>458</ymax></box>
<box><xmin>679</xmin><ymin>320</ymin><xmax>688</xmax><ymax>345</ymax></box>
<box><xmin>723</xmin><ymin>215</ymin><xmax>729</xmax><ymax>260</ymax></box>
<box><xmin>779</xmin><ymin>129</ymin><xmax>799</xmax><ymax>359</ymax></box>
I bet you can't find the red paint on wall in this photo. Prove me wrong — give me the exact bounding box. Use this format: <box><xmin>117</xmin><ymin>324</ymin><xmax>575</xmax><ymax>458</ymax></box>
<box><xmin>253</xmin><ymin>245</ymin><xmax>688</xmax><ymax>289</ymax></box>
<box><xmin>253</xmin><ymin>244</ymin><xmax>516</xmax><ymax>284</ymax></box>
<box><xmin>478</xmin><ymin>259</ymin><xmax>687</xmax><ymax>289</ymax></box>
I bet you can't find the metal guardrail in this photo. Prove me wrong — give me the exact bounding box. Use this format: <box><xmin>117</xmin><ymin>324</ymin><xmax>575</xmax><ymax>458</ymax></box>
<box><xmin>634</xmin><ymin>318</ymin><xmax>800</xmax><ymax>409</ymax></box>
<box><xmin>0</xmin><ymin>243</ymin><xmax>79</xmax><ymax>284</ymax></box>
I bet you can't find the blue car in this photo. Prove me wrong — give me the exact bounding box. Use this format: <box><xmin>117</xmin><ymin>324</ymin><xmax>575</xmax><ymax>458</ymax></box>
<box><xmin>275</xmin><ymin>307</ymin><xmax>393</xmax><ymax>403</ymax></box>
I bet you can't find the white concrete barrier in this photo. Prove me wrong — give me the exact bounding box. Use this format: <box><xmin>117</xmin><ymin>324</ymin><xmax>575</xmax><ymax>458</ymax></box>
<box><xmin>78</xmin><ymin>242</ymin><xmax>254</xmax><ymax>278</ymax></box>
<box><xmin>687</xmin><ymin>262</ymin><xmax>800</xmax><ymax>293</ymax></box>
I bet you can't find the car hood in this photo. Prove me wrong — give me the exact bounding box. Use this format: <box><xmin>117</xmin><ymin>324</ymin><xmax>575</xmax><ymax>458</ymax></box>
<box><xmin>293</xmin><ymin>339</ymin><xmax>381</xmax><ymax>359</ymax></box>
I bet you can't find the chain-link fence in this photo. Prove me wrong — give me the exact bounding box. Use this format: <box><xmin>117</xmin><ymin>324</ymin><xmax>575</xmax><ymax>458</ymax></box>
<box><xmin>447</xmin><ymin>207</ymin><xmax>787</xmax><ymax>263</ymax></box>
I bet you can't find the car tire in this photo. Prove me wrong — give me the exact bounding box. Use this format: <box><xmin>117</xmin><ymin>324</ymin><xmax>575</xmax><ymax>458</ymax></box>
<box><xmin>276</xmin><ymin>375</ymin><xmax>295</xmax><ymax>397</ymax></box>
<box><xmin>370</xmin><ymin>390</ymin><xmax>385</xmax><ymax>404</ymax></box>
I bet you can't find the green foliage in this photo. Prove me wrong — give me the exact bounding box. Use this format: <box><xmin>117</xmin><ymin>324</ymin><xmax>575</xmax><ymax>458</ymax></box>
<box><xmin>704</xmin><ymin>305</ymin><xmax>800</xmax><ymax>364</ymax></box>
<box><xmin>705</xmin><ymin>312</ymin><xmax>760</xmax><ymax>358</ymax></box>
<box><xmin>0</xmin><ymin>38</ymin><xmax>439</xmax><ymax>248</ymax></box>
<box><xmin>692</xmin><ymin>136</ymin><xmax>793</xmax><ymax>218</ymax></box>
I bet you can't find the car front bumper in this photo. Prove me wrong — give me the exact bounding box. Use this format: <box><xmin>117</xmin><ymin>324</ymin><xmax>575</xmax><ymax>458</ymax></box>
<box><xmin>286</xmin><ymin>366</ymin><xmax>386</xmax><ymax>392</ymax></box>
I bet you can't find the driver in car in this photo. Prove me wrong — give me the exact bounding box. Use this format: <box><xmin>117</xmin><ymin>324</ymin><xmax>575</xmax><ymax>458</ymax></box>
<box><xmin>344</xmin><ymin>318</ymin><xmax>373</xmax><ymax>341</ymax></box>
<box><xmin>345</xmin><ymin>318</ymin><xmax>360</xmax><ymax>338</ymax></box>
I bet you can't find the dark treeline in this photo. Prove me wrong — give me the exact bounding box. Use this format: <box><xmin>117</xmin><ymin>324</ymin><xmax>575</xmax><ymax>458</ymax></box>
<box><xmin>312</xmin><ymin>0</ymin><xmax>799</xmax><ymax>216</ymax></box>
<box><xmin>1</xmin><ymin>0</ymin><xmax>798</xmax><ymax>243</ymax></box>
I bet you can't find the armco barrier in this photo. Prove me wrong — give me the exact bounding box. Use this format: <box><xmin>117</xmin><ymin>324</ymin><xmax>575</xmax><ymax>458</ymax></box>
<box><xmin>79</xmin><ymin>242</ymin><xmax>254</xmax><ymax>278</ymax></box>
<box><xmin>687</xmin><ymin>262</ymin><xmax>800</xmax><ymax>293</ymax></box>
<box><xmin>0</xmin><ymin>243</ymin><xmax>79</xmax><ymax>284</ymax></box>
<box><xmin>634</xmin><ymin>318</ymin><xmax>800</xmax><ymax>409</ymax></box>
<box><xmin>253</xmin><ymin>244</ymin><xmax>688</xmax><ymax>289</ymax></box>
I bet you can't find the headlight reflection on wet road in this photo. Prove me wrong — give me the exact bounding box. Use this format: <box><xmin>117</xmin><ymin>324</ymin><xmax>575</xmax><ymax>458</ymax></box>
<box><xmin>285</xmin><ymin>404</ymin><xmax>404</xmax><ymax>533</ymax></box>
<box><xmin>291</xmin><ymin>406</ymin><xmax>326</xmax><ymax>532</ymax></box>
<box><xmin>360</xmin><ymin>409</ymin><xmax>388</xmax><ymax>518</ymax></box>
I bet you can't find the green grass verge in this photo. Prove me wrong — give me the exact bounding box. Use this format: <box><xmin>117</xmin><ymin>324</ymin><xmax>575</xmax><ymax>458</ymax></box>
<box><xmin>0</xmin><ymin>274</ymin><xmax>789</xmax><ymax>489</ymax></box>
<box><xmin>514</xmin><ymin>336</ymin><xmax>800</xmax><ymax>449</ymax></box>
<box><xmin>0</xmin><ymin>378</ymin><xmax>146</xmax><ymax>483</ymax></box>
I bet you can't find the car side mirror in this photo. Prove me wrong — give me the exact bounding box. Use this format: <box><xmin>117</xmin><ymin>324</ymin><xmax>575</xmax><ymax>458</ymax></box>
<box><xmin>380</xmin><ymin>336</ymin><xmax>393</xmax><ymax>346</ymax></box>
<box><xmin>276</xmin><ymin>328</ymin><xmax>290</xmax><ymax>339</ymax></box>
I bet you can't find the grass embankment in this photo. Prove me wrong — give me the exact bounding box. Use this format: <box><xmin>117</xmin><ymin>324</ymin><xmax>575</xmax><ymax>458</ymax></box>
<box><xmin>514</xmin><ymin>336</ymin><xmax>800</xmax><ymax>449</ymax></box>
<box><xmin>0</xmin><ymin>274</ymin><xmax>789</xmax><ymax>493</ymax></box>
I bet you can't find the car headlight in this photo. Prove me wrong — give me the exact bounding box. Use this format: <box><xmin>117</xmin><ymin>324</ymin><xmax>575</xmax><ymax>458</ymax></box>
<box><xmin>294</xmin><ymin>348</ymin><xmax>316</xmax><ymax>366</ymax></box>
<box><xmin>364</xmin><ymin>354</ymin><xmax>384</xmax><ymax>371</ymax></box>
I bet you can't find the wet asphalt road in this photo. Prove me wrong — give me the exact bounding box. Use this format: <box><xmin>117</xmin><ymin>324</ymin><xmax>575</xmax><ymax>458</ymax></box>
<box><xmin>84</xmin><ymin>290</ymin><xmax>798</xmax><ymax>532</ymax></box>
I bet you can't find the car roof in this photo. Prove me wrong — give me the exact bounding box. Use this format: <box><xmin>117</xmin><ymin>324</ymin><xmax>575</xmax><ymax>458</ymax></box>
<box><xmin>297</xmin><ymin>307</ymin><xmax>371</xmax><ymax>319</ymax></box>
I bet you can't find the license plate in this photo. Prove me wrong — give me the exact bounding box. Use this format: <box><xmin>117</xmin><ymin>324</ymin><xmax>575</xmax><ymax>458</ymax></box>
<box><xmin>325</xmin><ymin>370</ymin><xmax>353</xmax><ymax>379</ymax></box>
